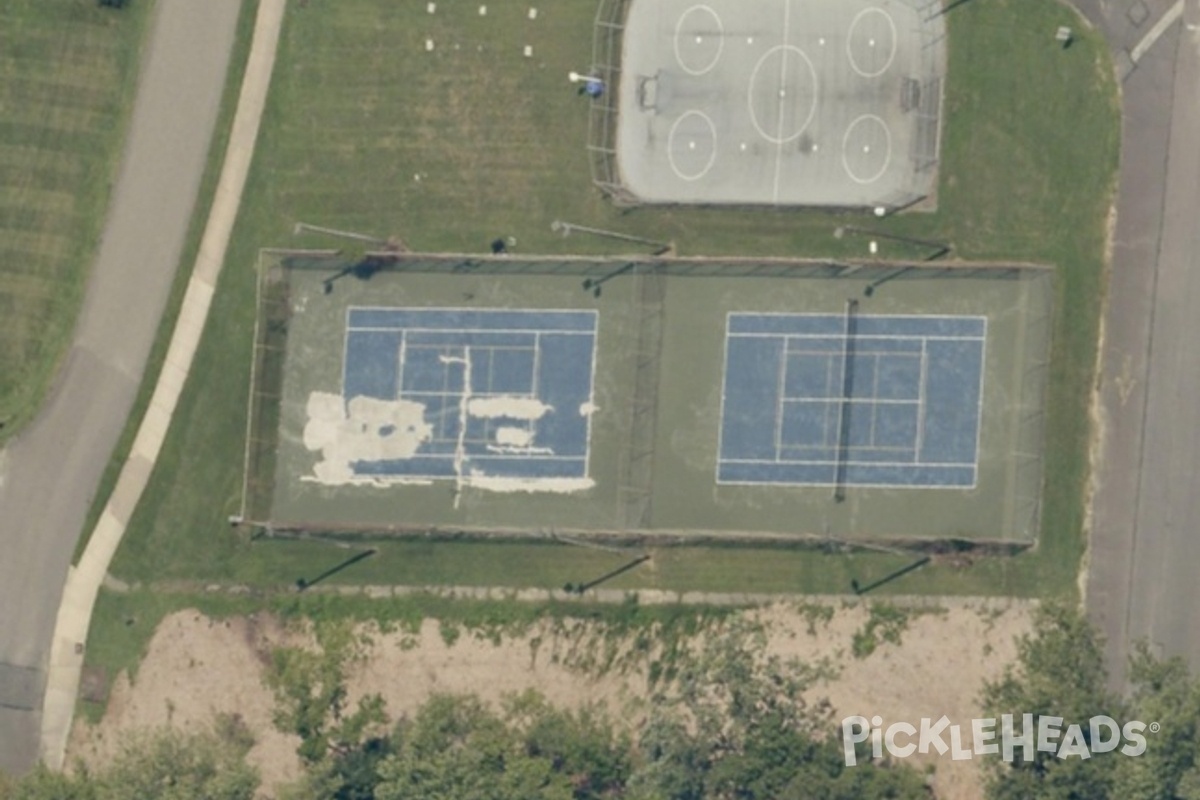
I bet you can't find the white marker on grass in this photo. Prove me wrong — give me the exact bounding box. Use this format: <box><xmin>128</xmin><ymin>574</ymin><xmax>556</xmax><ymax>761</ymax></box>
<box><xmin>426</xmin><ymin>1</ymin><xmax>435</xmax><ymax>12</ymax></box>
<box><xmin>528</xmin><ymin>7</ymin><xmax>538</xmax><ymax>20</ymax></box>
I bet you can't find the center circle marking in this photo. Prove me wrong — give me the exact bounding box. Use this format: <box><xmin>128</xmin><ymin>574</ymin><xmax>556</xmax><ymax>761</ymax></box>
<box><xmin>841</xmin><ymin>114</ymin><xmax>892</xmax><ymax>184</ymax></box>
<box><xmin>668</xmin><ymin>110</ymin><xmax>718</xmax><ymax>181</ymax></box>
<box><xmin>847</xmin><ymin>8</ymin><xmax>897</xmax><ymax>78</ymax></box>
<box><xmin>747</xmin><ymin>45</ymin><xmax>818</xmax><ymax>145</ymax></box>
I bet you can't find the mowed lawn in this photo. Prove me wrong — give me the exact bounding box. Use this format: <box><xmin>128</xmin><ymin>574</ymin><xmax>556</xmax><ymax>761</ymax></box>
<box><xmin>109</xmin><ymin>0</ymin><xmax>1118</xmax><ymax>598</ymax></box>
<box><xmin>0</xmin><ymin>0</ymin><xmax>151</xmax><ymax>441</ymax></box>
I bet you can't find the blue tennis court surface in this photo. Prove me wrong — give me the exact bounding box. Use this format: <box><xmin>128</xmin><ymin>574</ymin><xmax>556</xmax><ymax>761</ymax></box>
<box><xmin>718</xmin><ymin>313</ymin><xmax>986</xmax><ymax>488</ymax></box>
<box><xmin>342</xmin><ymin>308</ymin><xmax>597</xmax><ymax>482</ymax></box>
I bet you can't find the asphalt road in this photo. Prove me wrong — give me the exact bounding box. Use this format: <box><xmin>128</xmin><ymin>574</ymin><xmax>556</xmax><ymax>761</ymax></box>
<box><xmin>0</xmin><ymin>0</ymin><xmax>240</xmax><ymax>773</ymax></box>
<box><xmin>1082</xmin><ymin>0</ymin><xmax>1200</xmax><ymax>688</ymax></box>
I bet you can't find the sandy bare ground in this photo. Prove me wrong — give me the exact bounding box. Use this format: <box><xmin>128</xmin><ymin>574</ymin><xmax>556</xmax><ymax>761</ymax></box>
<box><xmin>69</xmin><ymin>599</ymin><xmax>1032</xmax><ymax>798</ymax></box>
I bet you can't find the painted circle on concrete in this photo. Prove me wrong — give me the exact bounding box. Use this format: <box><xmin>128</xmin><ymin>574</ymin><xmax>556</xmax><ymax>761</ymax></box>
<box><xmin>674</xmin><ymin>5</ymin><xmax>724</xmax><ymax>76</ymax></box>
<box><xmin>667</xmin><ymin>110</ymin><xmax>718</xmax><ymax>181</ymax></box>
<box><xmin>847</xmin><ymin>7</ymin><xmax>898</xmax><ymax>78</ymax></box>
<box><xmin>747</xmin><ymin>45</ymin><xmax>818</xmax><ymax>145</ymax></box>
<box><xmin>841</xmin><ymin>114</ymin><xmax>892</xmax><ymax>184</ymax></box>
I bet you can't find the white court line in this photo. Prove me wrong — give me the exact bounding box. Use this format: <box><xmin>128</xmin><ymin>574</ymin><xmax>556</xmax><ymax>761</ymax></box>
<box><xmin>713</xmin><ymin>312</ymin><xmax>735</xmax><ymax>484</ymax></box>
<box><xmin>727</xmin><ymin>311</ymin><xmax>989</xmax><ymax>321</ymax></box>
<box><xmin>914</xmin><ymin>339</ymin><xmax>928</xmax><ymax>461</ymax></box>
<box><xmin>782</xmin><ymin>396</ymin><xmax>919</xmax><ymax>405</ymax></box>
<box><xmin>714</xmin><ymin>474</ymin><xmax>977</xmax><ymax>489</ymax></box>
<box><xmin>786</xmin><ymin>347</ymin><xmax>922</xmax><ymax>357</ymax></box>
<box><xmin>773</xmin><ymin>337</ymin><xmax>789</xmax><ymax>461</ymax></box>
<box><xmin>731</xmin><ymin>332</ymin><xmax>984</xmax><ymax>342</ymax></box>
<box><xmin>581</xmin><ymin>322</ymin><xmax>600</xmax><ymax>480</ymax></box>
<box><xmin>772</xmin><ymin>0</ymin><xmax>792</xmax><ymax>204</ymax></box>
<box><xmin>396</xmin><ymin>330</ymin><xmax>408</xmax><ymax>397</ymax></box>
<box><xmin>531</xmin><ymin>332</ymin><xmax>542</xmax><ymax>397</ymax></box>
<box><xmin>346</xmin><ymin>304</ymin><xmax>598</xmax><ymax>333</ymax></box>
<box><xmin>869</xmin><ymin>354</ymin><xmax>882</xmax><ymax>446</ymax></box>
<box><xmin>350</xmin><ymin>325</ymin><xmax>595</xmax><ymax>336</ymax></box>
<box><xmin>528</xmin><ymin>335</ymin><xmax>541</xmax><ymax>463</ymax></box>
<box><xmin>970</xmin><ymin>318</ymin><xmax>989</xmax><ymax>483</ymax></box>
<box><xmin>348</xmin><ymin>304</ymin><xmax>601</xmax><ymax>316</ymax></box>
<box><xmin>720</xmin><ymin>457</ymin><xmax>974</xmax><ymax>468</ymax></box>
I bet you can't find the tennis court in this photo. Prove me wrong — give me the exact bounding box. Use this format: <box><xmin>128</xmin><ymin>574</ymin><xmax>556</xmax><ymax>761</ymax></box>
<box><xmin>718</xmin><ymin>312</ymin><xmax>985</xmax><ymax>488</ymax></box>
<box><xmin>252</xmin><ymin>256</ymin><xmax>1052</xmax><ymax>544</ymax></box>
<box><xmin>307</xmin><ymin>307</ymin><xmax>598</xmax><ymax>488</ymax></box>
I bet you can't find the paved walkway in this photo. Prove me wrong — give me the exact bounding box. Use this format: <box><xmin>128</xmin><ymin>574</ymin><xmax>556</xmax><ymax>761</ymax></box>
<box><xmin>39</xmin><ymin>0</ymin><xmax>287</xmax><ymax>769</ymax></box>
<box><xmin>107</xmin><ymin>578</ymin><xmax>1037</xmax><ymax>613</ymax></box>
<box><xmin>0</xmin><ymin>0</ymin><xmax>240</xmax><ymax>775</ymax></box>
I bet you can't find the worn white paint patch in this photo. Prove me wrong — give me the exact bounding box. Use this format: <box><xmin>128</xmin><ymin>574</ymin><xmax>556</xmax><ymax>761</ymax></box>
<box><xmin>494</xmin><ymin>426</ymin><xmax>533</xmax><ymax>447</ymax></box>
<box><xmin>465</xmin><ymin>474</ymin><xmax>594</xmax><ymax>494</ymax></box>
<box><xmin>467</xmin><ymin>395</ymin><xmax>551</xmax><ymax>420</ymax></box>
<box><xmin>486</xmin><ymin>426</ymin><xmax>552</xmax><ymax>455</ymax></box>
<box><xmin>302</xmin><ymin>392</ymin><xmax>431</xmax><ymax>485</ymax></box>
<box><xmin>579</xmin><ymin>402</ymin><xmax>598</xmax><ymax>417</ymax></box>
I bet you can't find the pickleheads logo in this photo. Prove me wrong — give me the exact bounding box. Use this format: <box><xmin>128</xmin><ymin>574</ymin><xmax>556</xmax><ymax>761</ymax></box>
<box><xmin>841</xmin><ymin>714</ymin><xmax>1155</xmax><ymax>766</ymax></box>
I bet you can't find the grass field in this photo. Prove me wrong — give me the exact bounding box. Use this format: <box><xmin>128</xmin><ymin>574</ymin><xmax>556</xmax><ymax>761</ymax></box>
<box><xmin>0</xmin><ymin>0</ymin><xmax>152</xmax><ymax>443</ymax></box>
<box><xmin>104</xmin><ymin>0</ymin><xmax>1118</xmax><ymax>600</ymax></box>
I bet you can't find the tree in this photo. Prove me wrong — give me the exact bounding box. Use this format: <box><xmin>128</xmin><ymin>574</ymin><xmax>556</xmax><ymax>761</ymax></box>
<box><xmin>980</xmin><ymin>601</ymin><xmax>1200</xmax><ymax>800</ymax></box>
<box><xmin>97</xmin><ymin>716</ymin><xmax>258</xmax><ymax>800</ymax></box>
<box><xmin>266</xmin><ymin>621</ymin><xmax>389</xmax><ymax>765</ymax></box>
<box><xmin>981</xmin><ymin>602</ymin><xmax>1126</xmax><ymax>800</ymax></box>
<box><xmin>375</xmin><ymin>694</ymin><xmax>577</xmax><ymax>800</ymax></box>
<box><xmin>0</xmin><ymin>720</ymin><xmax>255</xmax><ymax>800</ymax></box>
<box><xmin>2</xmin><ymin>765</ymin><xmax>95</xmax><ymax>800</ymax></box>
<box><xmin>627</xmin><ymin>619</ymin><xmax>930</xmax><ymax>800</ymax></box>
<box><xmin>1113</xmin><ymin>645</ymin><xmax>1200</xmax><ymax>800</ymax></box>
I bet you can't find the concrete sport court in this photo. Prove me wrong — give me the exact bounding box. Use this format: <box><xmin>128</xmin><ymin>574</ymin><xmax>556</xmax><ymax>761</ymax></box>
<box><xmin>614</xmin><ymin>0</ymin><xmax>946</xmax><ymax>207</ymax></box>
